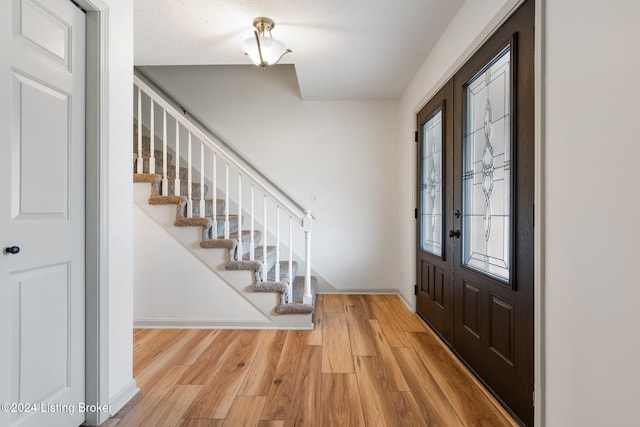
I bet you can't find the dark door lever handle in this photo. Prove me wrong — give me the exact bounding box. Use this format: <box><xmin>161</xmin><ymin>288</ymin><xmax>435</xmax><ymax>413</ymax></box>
<box><xmin>448</xmin><ymin>229</ymin><xmax>461</xmax><ymax>238</ymax></box>
<box><xmin>4</xmin><ymin>246</ymin><xmax>20</xmax><ymax>254</ymax></box>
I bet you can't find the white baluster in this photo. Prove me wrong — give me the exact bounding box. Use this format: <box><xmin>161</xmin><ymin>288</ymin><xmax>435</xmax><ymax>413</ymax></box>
<box><xmin>199</xmin><ymin>141</ymin><xmax>205</xmax><ymax>217</ymax></box>
<box><xmin>212</xmin><ymin>152</ymin><xmax>217</xmax><ymax>239</ymax></box>
<box><xmin>149</xmin><ymin>99</ymin><xmax>155</xmax><ymax>174</ymax></box>
<box><xmin>224</xmin><ymin>163</ymin><xmax>230</xmax><ymax>239</ymax></box>
<box><xmin>249</xmin><ymin>185</ymin><xmax>255</xmax><ymax>261</ymax></box>
<box><xmin>186</xmin><ymin>131</ymin><xmax>193</xmax><ymax>218</ymax></box>
<box><xmin>162</xmin><ymin>109</ymin><xmax>168</xmax><ymax>195</ymax></box>
<box><xmin>237</xmin><ymin>174</ymin><xmax>242</xmax><ymax>261</ymax></box>
<box><xmin>303</xmin><ymin>210</ymin><xmax>313</xmax><ymax>305</ymax></box>
<box><xmin>288</xmin><ymin>217</ymin><xmax>293</xmax><ymax>303</ymax></box>
<box><xmin>263</xmin><ymin>196</ymin><xmax>267</xmax><ymax>269</ymax></box>
<box><xmin>275</xmin><ymin>206</ymin><xmax>280</xmax><ymax>282</ymax></box>
<box><xmin>136</xmin><ymin>87</ymin><xmax>143</xmax><ymax>173</ymax></box>
<box><xmin>174</xmin><ymin>123</ymin><xmax>180</xmax><ymax>196</ymax></box>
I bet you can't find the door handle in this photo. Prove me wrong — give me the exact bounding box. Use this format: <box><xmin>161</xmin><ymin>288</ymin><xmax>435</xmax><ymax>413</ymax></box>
<box><xmin>4</xmin><ymin>246</ymin><xmax>20</xmax><ymax>254</ymax></box>
<box><xmin>448</xmin><ymin>229</ymin><xmax>461</xmax><ymax>238</ymax></box>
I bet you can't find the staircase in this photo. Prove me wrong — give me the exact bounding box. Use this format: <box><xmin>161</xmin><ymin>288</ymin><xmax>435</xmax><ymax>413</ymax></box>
<box><xmin>132</xmin><ymin>71</ymin><xmax>317</xmax><ymax>328</ymax></box>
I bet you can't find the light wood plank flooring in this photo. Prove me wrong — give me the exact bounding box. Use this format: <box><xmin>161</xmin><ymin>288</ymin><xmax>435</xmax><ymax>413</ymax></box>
<box><xmin>104</xmin><ymin>294</ymin><xmax>518</xmax><ymax>426</ymax></box>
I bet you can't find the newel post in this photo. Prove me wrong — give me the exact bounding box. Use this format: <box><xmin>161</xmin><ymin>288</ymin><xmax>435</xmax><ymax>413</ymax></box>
<box><xmin>303</xmin><ymin>210</ymin><xmax>313</xmax><ymax>305</ymax></box>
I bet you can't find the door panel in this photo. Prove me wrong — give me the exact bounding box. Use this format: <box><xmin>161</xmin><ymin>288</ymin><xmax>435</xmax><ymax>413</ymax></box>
<box><xmin>11</xmin><ymin>263</ymin><xmax>71</xmax><ymax>403</ymax></box>
<box><xmin>12</xmin><ymin>71</ymin><xmax>70</xmax><ymax>218</ymax></box>
<box><xmin>0</xmin><ymin>1</ymin><xmax>85</xmax><ymax>426</ymax></box>
<box><xmin>462</xmin><ymin>280</ymin><xmax>481</xmax><ymax>338</ymax></box>
<box><xmin>15</xmin><ymin>0</ymin><xmax>72</xmax><ymax>70</ymax></box>
<box><xmin>416</xmin><ymin>82</ymin><xmax>453</xmax><ymax>343</ymax></box>
<box><xmin>452</xmin><ymin>1</ymin><xmax>534</xmax><ymax>425</ymax></box>
<box><xmin>489</xmin><ymin>294</ymin><xmax>515</xmax><ymax>365</ymax></box>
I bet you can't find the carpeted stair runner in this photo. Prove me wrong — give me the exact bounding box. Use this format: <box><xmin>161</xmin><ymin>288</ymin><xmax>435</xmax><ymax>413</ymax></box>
<box><xmin>133</xmin><ymin>128</ymin><xmax>316</xmax><ymax>316</ymax></box>
<box><xmin>276</xmin><ymin>276</ymin><xmax>318</xmax><ymax>314</ymax></box>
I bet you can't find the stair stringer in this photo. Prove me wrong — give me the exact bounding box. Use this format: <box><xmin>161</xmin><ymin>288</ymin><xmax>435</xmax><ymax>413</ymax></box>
<box><xmin>134</xmin><ymin>182</ymin><xmax>313</xmax><ymax>329</ymax></box>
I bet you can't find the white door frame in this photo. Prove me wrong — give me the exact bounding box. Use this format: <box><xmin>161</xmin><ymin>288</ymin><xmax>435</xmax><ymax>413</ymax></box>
<box><xmin>75</xmin><ymin>1</ymin><xmax>110</xmax><ymax>425</ymax></box>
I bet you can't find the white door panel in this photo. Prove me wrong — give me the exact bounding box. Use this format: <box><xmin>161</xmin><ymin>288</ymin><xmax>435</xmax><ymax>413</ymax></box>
<box><xmin>12</xmin><ymin>71</ymin><xmax>70</xmax><ymax>219</ymax></box>
<box><xmin>10</xmin><ymin>264</ymin><xmax>70</xmax><ymax>403</ymax></box>
<box><xmin>1</xmin><ymin>1</ymin><xmax>85</xmax><ymax>426</ymax></box>
<box><xmin>14</xmin><ymin>0</ymin><xmax>72</xmax><ymax>69</ymax></box>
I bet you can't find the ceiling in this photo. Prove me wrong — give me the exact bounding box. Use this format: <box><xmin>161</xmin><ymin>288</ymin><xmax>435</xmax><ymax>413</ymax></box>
<box><xmin>134</xmin><ymin>0</ymin><xmax>465</xmax><ymax>100</ymax></box>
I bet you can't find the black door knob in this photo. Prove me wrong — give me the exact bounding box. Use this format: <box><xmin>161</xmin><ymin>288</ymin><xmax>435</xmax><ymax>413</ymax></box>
<box><xmin>448</xmin><ymin>229</ymin><xmax>461</xmax><ymax>238</ymax></box>
<box><xmin>4</xmin><ymin>246</ymin><xmax>20</xmax><ymax>254</ymax></box>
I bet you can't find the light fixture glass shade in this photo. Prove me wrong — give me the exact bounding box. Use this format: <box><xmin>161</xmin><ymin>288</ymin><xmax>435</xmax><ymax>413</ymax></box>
<box><xmin>241</xmin><ymin>18</ymin><xmax>291</xmax><ymax>68</ymax></box>
<box><xmin>242</xmin><ymin>36</ymin><xmax>290</xmax><ymax>68</ymax></box>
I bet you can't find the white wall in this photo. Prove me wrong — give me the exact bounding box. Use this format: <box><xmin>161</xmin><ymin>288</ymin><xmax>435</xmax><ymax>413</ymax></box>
<box><xmin>138</xmin><ymin>65</ymin><xmax>401</xmax><ymax>293</ymax></box>
<box><xmin>133</xmin><ymin>205</ymin><xmax>270</xmax><ymax>325</ymax></box>
<box><xmin>103</xmin><ymin>0</ymin><xmax>135</xmax><ymax>412</ymax></box>
<box><xmin>544</xmin><ymin>0</ymin><xmax>640</xmax><ymax>425</ymax></box>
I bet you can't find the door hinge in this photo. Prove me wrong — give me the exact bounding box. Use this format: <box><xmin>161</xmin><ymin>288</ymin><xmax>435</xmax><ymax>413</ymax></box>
<box><xmin>414</xmin><ymin>208</ymin><xmax>418</xmax><ymax>219</ymax></box>
<box><xmin>414</xmin><ymin>284</ymin><xmax>418</xmax><ymax>295</ymax></box>
<box><xmin>414</xmin><ymin>131</ymin><xmax>418</xmax><ymax>142</ymax></box>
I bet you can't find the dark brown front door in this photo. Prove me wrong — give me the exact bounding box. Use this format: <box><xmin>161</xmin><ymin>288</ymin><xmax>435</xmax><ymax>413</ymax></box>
<box><xmin>452</xmin><ymin>1</ymin><xmax>534</xmax><ymax>424</ymax></box>
<box><xmin>416</xmin><ymin>82</ymin><xmax>454</xmax><ymax>343</ymax></box>
<box><xmin>417</xmin><ymin>1</ymin><xmax>534</xmax><ymax>425</ymax></box>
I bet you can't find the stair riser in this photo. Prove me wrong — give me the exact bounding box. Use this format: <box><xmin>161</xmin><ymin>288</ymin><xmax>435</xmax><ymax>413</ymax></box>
<box><xmin>209</xmin><ymin>218</ymin><xmax>239</xmax><ymax>237</ymax></box>
<box><xmin>268</xmin><ymin>261</ymin><xmax>298</xmax><ymax>283</ymax></box>
<box><xmin>134</xmin><ymin>157</ymin><xmax>188</xmax><ymax>178</ymax></box>
<box><xmin>133</xmin><ymin>149</ymin><xmax>173</xmax><ymax>165</ymax></box>
<box><xmin>166</xmin><ymin>180</ymin><xmax>207</xmax><ymax>199</ymax></box>
<box><xmin>134</xmin><ymin>158</ymin><xmax>198</xmax><ymax>185</ymax></box>
<box><xmin>190</xmin><ymin>199</ymin><xmax>226</xmax><ymax>218</ymax></box>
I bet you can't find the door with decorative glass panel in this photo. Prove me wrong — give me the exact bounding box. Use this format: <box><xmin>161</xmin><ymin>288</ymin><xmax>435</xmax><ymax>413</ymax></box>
<box><xmin>452</xmin><ymin>1</ymin><xmax>534</xmax><ymax>425</ymax></box>
<box><xmin>416</xmin><ymin>1</ymin><xmax>534</xmax><ymax>425</ymax></box>
<box><xmin>416</xmin><ymin>82</ymin><xmax>453</xmax><ymax>343</ymax></box>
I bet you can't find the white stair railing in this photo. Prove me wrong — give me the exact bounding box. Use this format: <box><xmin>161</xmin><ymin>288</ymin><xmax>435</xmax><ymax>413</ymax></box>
<box><xmin>133</xmin><ymin>74</ymin><xmax>313</xmax><ymax>305</ymax></box>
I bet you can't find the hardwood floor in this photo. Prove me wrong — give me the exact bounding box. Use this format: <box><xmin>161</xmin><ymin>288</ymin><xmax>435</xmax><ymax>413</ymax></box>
<box><xmin>104</xmin><ymin>295</ymin><xmax>519</xmax><ymax>426</ymax></box>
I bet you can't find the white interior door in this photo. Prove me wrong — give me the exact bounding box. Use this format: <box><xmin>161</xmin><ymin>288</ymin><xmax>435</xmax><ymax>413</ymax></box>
<box><xmin>0</xmin><ymin>1</ymin><xmax>86</xmax><ymax>426</ymax></box>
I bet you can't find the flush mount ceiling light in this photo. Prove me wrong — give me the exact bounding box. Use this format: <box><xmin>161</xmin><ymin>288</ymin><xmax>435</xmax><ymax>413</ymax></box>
<box><xmin>241</xmin><ymin>17</ymin><xmax>292</xmax><ymax>69</ymax></box>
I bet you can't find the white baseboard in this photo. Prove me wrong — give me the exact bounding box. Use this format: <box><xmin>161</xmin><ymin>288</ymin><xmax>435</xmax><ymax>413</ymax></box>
<box><xmin>317</xmin><ymin>289</ymin><xmax>400</xmax><ymax>295</ymax></box>
<box><xmin>398</xmin><ymin>291</ymin><xmax>416</xmax><ymax>312</ymax></box>
<box><xmin>133</xmin><ymin>318</ymin><xmax>313</xmax><ymax>330</ymax></box>
<box><xmin>109</xmin><ymin>379</ymin><xmax>140</xmax><ymax>416</ymax></box>
<box><xmin>316</xmin><ymin>290</ymin><xmax>418</xmax><ymax>316</ymax></box>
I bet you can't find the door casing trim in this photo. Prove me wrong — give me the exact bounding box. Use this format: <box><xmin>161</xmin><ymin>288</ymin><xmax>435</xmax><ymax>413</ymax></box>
<box><xmin>76</xmin><ymin>0</ymin><xmax>110</xmax><ymax>425</ymax></box>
